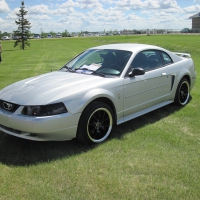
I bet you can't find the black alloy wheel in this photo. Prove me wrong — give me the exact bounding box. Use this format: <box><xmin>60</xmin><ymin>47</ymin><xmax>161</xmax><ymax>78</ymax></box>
<box><xmin>175</xmin><ymin>78</ymin><xmax>190</xmax><ymax>106</ymax></box>
<box><xmin>77</xmin><ymin>101</ymin><xmax>114</xmax><ymax>144</ymax></box>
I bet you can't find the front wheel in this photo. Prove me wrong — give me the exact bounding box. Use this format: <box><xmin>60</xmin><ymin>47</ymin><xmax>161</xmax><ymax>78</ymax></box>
<box><xmin>174</xmin><ymin>78</ymin><xmax>190</xmax><ymax>106</ymax></box>
<box><xmin>77</xmin><ymin>101</ymin><xmax>114</xmax><ymax>144</ymax></box>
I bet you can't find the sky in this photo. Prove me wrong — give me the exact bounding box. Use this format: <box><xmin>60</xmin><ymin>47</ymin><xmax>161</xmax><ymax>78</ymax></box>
<box><xmin>0</xmin><ymin>0</ymin><xmax>200</xmax><ymax>34</ymax></box>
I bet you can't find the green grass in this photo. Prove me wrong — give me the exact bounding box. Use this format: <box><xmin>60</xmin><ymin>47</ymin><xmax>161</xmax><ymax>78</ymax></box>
<box><xmin>0</xmin><ymin>35</ymin><xmax>200</xmax><ymax>199</ymax></box>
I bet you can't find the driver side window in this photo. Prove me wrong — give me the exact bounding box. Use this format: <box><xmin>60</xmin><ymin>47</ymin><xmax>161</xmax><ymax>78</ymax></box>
<box><xmin>131</xmin><ymin>52</ymin><xmax>149</xmax><ymax>70</ymax></box>
<box><xmin>131</xmin><ymin>50</ymin><xmax>163</xmax><ymax>71</ymax></box>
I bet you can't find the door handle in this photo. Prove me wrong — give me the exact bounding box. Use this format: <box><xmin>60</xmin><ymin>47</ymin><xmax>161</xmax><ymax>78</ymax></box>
<box><xmin>161</xmin><ymin>73</ymin><xmax>167</xmax><ymax>76</ymax></box>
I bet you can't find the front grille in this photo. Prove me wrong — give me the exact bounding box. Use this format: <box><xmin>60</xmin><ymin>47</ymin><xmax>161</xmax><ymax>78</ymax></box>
<box><xmin>0</xmin><ymin>100</ymin><xmax>20</xmax><ymax>113</ymax></box>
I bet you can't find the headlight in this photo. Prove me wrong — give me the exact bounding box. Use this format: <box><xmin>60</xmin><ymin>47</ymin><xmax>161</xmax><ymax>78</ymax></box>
<box><xmin>22</xmin><ymin>103</ymin><xmax>68</xmax><ymax>116</ymax></box>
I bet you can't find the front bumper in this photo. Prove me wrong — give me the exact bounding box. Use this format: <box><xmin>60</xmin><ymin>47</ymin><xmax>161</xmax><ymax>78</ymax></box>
<box><xmin>0</xmin><ymin>106</ymin><xmax>81</xmax><ymax>141</ymax></box>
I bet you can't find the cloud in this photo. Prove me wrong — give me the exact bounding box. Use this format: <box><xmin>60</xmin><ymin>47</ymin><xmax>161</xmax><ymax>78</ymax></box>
<box><xmin>76</xmin><ymin>0</ymin><xmax>103</xmax><ymax>9</ymax></box>
<box><xmin>116</xmin><ymin>0</ymin><xmax>144</xmax><ymax>10</ymax></box>
<box><xmin>28</xmin><ymin>4</ymin><xmax>51</xmax><ymax>15</ymax></box>
<box><xmin>29</xmin><ymin>15</ymin><xmax>52</xmax><ymax>21</ymax></box>
<box><xmin>183</xmin><ymin>5</ymin><xmax>200</xmax><ymax>13</ymax></box>
<box><xmin>116</xmin><ymin>0</ymin><xmax>181</xmax><ymax>11</ymax></box>
<box><xmin>57</xmin><ymin>0</ymin><xmax>80</xmax><ymax>9</ymax></box>
<box><xmin>0</xmin><ymin>0</ymin><xmax>10</xmax><ymax>13</ymax></box>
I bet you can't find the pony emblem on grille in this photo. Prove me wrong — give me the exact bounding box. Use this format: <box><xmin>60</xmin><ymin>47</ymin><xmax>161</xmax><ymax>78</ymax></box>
<box><xmin>3</xmin><ymin>102</ymin><xmax>13</xmax><ymax>111</ymax></box>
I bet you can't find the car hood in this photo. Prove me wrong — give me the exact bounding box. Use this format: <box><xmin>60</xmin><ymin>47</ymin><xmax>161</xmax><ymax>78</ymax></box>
<box><xmin>0</xmin><ymin>71</ymin><xmax>114</xmax><ymax>105</ymax></box>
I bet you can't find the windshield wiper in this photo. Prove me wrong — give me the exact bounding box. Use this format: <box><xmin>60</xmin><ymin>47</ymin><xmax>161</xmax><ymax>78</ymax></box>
<box><xmin>92</xmin><ymin>71</ymin><xmax>105</xmax><ymax>77</ymax></box>
<box><xmin>63</xmin><ymin>66</ymin><xmax>75</xmax><ymax>72</ymax></box>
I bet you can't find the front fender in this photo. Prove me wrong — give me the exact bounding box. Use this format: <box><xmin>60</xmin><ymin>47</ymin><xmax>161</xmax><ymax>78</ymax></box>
<box><xmin>64</xmin><ymin>86</ymin><xmax>124</xmax><ymax>116</ymax></box>
<box><xmin>79</xmin><ymin>88</ymin><xmax>117</xmax><ymax>111</ymax></box>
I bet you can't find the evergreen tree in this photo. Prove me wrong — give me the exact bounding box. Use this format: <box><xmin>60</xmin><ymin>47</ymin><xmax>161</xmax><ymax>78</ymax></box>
<box><xmin>14</xmin><ymin>1</ymin><xmax>31</xmax><ymax>50</ymax></box>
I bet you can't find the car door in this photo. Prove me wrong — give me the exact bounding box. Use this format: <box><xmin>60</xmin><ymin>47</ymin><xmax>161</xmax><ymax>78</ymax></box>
<box><xmin>123</xmin><ymin>50</ymin><xmax>172</xmax><ymax>118</ymax></box>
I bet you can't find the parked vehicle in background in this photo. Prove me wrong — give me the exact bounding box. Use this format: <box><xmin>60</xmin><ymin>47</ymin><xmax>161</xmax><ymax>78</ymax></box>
<box><xmin>1</xmin><ymin>36</ymin><xmax>10</xmax><ymax>40</ymax></box>
<box><xmin>12</xmin><ymin>35</ymin><xmax>19</xmax><ymax>40</ymax></box>
<box><xmin>12</xmin><ymin>35</ymin><xmax>29</xmax><ymax>40</ymax></box>
<box><xmin>56</xmin><ymin>34</ymin><xmax>62</xmax><ymax>38</ymax></box>
<box><xmin>34</xmin><ymin>34</ymin><xmax>40</xmax><ymax>39</ymax></box>
<box><xmin>181</xmin><ymin>28</ymin><xmax>190</xmax><ymax>33</ymax></box>
<box><xmin>47</xmin><ymin>34</ymin><xmax>52</xmax><ymax>38</ymax></box>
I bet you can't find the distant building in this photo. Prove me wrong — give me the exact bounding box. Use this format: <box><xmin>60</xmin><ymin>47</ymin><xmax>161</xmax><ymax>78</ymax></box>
<box><xmin>189</xmin><ymin>12</ymin><xmax>200</xmax><ymax>32</ymax></box>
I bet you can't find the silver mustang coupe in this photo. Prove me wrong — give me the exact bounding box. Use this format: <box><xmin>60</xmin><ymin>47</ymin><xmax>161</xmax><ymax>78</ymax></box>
<box><xmin>0</xmin><ymin>44</ymin><xmax>196</xmax><ymax>144</ymax></box>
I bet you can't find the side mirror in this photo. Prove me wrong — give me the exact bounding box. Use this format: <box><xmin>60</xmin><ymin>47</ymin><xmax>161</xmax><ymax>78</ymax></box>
<box><xmin>128</xmin><ymin>68</ymin><xmax>145</xmax><ymax>77</ymax></box>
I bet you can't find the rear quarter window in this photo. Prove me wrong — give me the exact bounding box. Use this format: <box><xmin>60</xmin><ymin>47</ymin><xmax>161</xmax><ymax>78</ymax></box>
<box><xmin>160</xmin><ymin>51</ymin><xmax>173</xmax><ymax>65</ymax></box>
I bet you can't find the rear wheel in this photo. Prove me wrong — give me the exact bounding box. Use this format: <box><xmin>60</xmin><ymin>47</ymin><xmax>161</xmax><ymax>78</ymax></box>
<box><xmin>77</xmin><ymin>101</ymin><xmax>114</xmax><ymax>144</ymax></box>
<box><xmin>174</xmin><ymin>78</ymin><xmax>190</xmax><ymax>106</ymax></box>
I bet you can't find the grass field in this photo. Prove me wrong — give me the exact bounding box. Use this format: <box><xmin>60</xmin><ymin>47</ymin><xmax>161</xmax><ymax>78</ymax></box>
<box><xmin>0</xmin><ymin>35</ymin><xmax>200</xmax><ymax>200</ymax></box>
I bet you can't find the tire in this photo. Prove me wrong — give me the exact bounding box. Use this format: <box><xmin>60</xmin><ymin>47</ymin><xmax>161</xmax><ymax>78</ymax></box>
<box><xmin>77</xmin><ymin>101</ymin><xmax>114</xmax><ymax>144</ymax></box>
<box><xmin>174</xmin><ymin>78</ymin><xmax>190</xmax><ymax>106</ymax></box>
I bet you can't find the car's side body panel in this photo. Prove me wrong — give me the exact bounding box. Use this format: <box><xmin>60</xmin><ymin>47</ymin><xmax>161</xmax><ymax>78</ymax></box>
<box><xmin>123</xmin><ymin>66</ymin><xmax>171</xmax><ymax>117</ymax></box>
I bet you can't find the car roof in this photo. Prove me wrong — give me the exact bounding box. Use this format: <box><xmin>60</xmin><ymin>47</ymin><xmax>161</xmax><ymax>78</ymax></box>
<box><xmin>89</xmin><ymin>43</ymin><xmax>165</xmax><ymax>52</ymax></box>
<box><xmin>89</xmin><ymin>43</ymin><xmax>183</xmax><ymax>63</ymax></box>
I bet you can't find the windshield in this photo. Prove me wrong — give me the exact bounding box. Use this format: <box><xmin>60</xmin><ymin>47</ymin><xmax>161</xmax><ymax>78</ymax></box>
<box><xmin>60</xmin><ymin>49</ymin><xmax>132</xmax><ymax>77</ymax></box>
